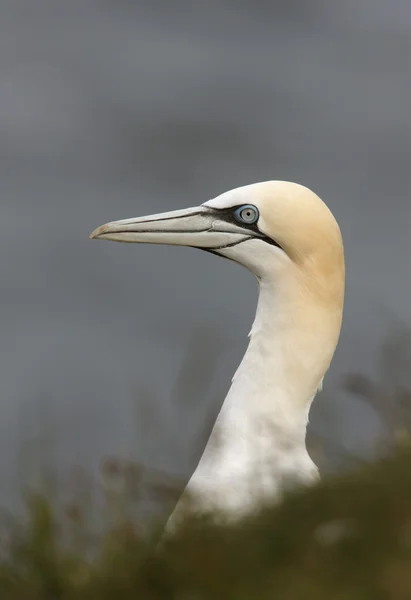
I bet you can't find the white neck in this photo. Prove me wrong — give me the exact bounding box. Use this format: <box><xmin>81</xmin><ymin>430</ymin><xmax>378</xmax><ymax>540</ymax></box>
<box><xmin>171</xmin><ymin>272</ymin><xmax>339</xmax><ymax>520</ymax></box>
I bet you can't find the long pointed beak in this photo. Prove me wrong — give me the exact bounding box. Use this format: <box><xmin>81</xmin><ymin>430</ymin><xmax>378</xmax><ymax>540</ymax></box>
<box><xmin>90</xmin><ymin>206</ymin><xmax>253</xmax><ymax>250</ymax></box>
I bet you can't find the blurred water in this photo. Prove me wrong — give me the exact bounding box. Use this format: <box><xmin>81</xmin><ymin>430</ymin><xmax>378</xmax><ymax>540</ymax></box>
<box><xmin>1</xmin><ymin>1</ymin><xmax>410</xmax><ymax>513</ymax></box>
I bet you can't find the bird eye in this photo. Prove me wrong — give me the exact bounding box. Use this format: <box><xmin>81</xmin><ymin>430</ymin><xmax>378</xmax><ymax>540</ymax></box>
<box><xmin>234</xmin><ymin>204</ymin><xmax>259</xmax><ymax>225</ymax></box>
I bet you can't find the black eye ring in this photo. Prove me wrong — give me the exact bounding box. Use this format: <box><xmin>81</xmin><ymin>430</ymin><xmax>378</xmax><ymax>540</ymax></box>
<box><xmin>233</xmin><ymin>204</ymin><xmax>259</xmax><ymax>225</ymax></box>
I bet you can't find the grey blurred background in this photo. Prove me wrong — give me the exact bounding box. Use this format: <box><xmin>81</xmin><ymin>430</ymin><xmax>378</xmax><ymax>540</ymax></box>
<box><xmin>1</xmin><ymin>1</ymin><xmax>410</xmax><ymax>516</ymax></box>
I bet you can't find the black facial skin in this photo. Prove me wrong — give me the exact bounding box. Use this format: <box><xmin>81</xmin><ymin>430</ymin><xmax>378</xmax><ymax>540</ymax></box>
<box><xmin>204</xmin><ymin>206</ymin><xmax>283</xmax><ymax>251</ymax></box>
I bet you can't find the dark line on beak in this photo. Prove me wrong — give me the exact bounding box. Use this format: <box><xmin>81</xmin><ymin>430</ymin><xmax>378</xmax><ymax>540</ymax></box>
<box><xmin>208</xmin><ymin>236</ymin><xmax>253</xmax><ymax>250</ymax></box>
<box><xmin>193</xmin><ymin>237</ymin><xmax>251</xmax><ymax>255</ymax></box>
<box><xmin>121</xmin><ymin>211</ymin><xmax>205</xmax><ymax>225</ymax></box>
<box><xmin>109</xmin><ymin>226</ymin><xmax>212</xmax><ymax>235</ymax></box>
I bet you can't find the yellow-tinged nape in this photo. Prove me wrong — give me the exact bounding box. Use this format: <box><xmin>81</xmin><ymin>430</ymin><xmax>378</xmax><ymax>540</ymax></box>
<box><xmin>252</xmin><ymin>181</ymin><xmax>345</xmax><ymax>301</ymax></box>
<box><xmin>263</xmin><ymin>181</ymin><xmax>345</xmax><ymax>377</ymax></box>
<box><xmin>261</xmin><ymin>181</ymin><xmax>345</xmax><ymax>343</ymax></box>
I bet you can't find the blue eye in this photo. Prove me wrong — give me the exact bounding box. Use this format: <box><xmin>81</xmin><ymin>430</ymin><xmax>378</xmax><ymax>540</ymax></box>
<box><xmin>234</xmin><ymin>204</ymin><xmax>259</xmax><ymax>225</ymax></box>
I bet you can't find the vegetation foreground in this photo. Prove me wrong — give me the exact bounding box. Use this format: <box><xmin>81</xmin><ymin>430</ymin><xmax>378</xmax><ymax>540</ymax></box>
<box><xmin>0</xmin><ymin>449</ymin><xmax>410</xmax><ymax>599</ymax></box>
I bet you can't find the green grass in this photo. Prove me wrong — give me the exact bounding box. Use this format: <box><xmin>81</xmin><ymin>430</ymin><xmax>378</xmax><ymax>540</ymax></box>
<box><xmin>0</xmin><ymin>448</ymin><xmax>411</xmax><ymax>599</ymax></box>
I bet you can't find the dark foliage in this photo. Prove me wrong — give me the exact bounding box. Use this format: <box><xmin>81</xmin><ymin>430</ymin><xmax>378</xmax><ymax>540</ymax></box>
<box><xmin>0</xmin><ymin>448</ymin><xmax>410</xmax><ymax>599</ymax></box>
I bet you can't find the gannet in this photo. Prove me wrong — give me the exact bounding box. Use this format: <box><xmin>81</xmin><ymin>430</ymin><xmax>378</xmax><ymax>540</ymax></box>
<box><xmin>90</xmin><ymin>181</ymin><xmax>345</xmax><ymax>520</ymax></box>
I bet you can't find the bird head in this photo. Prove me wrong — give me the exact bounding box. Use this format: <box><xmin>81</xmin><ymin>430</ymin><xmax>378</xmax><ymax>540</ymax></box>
<box><xmin>91</xmin><ymin>181</ymin><xmax>344</xmax><ymax>304</ymax></box>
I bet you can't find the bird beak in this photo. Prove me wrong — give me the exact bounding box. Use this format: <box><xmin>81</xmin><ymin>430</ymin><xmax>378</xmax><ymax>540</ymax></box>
<box><xmin>90</xmin><ymin>205</ymin><xmax>253</xmax><ymax>250</ymax></box>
